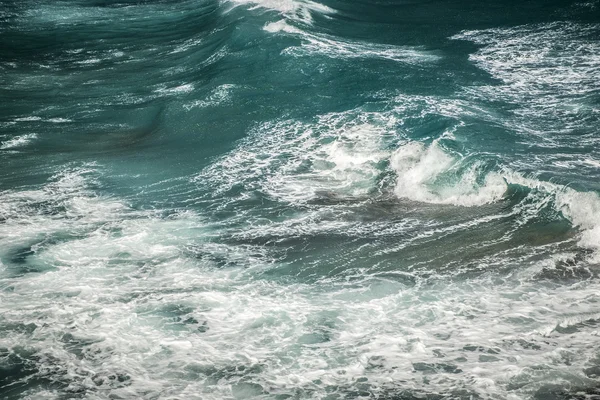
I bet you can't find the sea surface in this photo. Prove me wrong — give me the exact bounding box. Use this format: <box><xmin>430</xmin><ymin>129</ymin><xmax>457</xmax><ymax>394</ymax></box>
<box><xmin>1</xmin><ymin>0</ymin><xmax>600</xmax><ymax>398</ymax></box>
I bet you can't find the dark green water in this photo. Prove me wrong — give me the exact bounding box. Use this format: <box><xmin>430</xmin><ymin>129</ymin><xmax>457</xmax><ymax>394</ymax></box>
<box><xmin>1</xmin><ymin>0</ymin><xmax>600</xmax><ymax>398</ymax></box>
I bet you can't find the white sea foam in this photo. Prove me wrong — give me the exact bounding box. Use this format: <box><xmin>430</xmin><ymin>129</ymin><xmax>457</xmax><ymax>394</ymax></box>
<box><xmin>453</xmin><ymin>23</ymin><xmax>600</xmax><ymax>95</ymax></box>
<box><xmin>75</xmin><ymin>58</ymin><xmax>101</xmax><ymax>65</ymax></box>
<box><xmin>452</xmin><ymin>22</ymin><xmax>600</xmax><ymax>146</ymax></box>
<box><xmin>12</xmin><ymin>117</ymin><xmax>72</xmax><ymax>124</ymax></box>
<box><xmin>14</xmin><ymin>116</ymin><xmax>42</xmax><ymax>122</ymax></box>
<box><xmin>156</xmin><ymin>83</ymin><xmax>195</xmax><ymax>95</ymax></box>
<box><xmin>0</xmin><ymin>133</ymin><xmax>37</xmax><ymax>150</ymax></box>
<box><xmin>5</xmin><ymin>242</ymin><xmax>600</xmax><ymax>399</ymax></box>
<box><xmin>504</xmin><ymin>174</ymin><xmax>600</xmax><ymax>257</ymax></box>
<box><xmin>47</xmin><ymin>117</ymin><xmax>72</xmax><ymax>123</ymax></box>
<box><xmin>196</xmin><ymin>102</ymin><xmax>600</xmax><ymax>258</ymax></box>
<box><xmin>3</xmin><ymin>165</ymin><xmax>600</xmax><ymax>399</ymax></box>
<box><xmin>196</xmin><ymin>110</ymin><xmax>395</xmax><ymax>204</ymax></box>
<box><xmin>269</xmin><ymin>122</ymin><xmax>391</xmax><ymax>201</ymax></box>
<box><xmin>4</xmin><ymin>3</ymin><xmax>600</xmax><ymax>400</ymax></box>
<box><xmin>389</xmin><ymin>139</ymin><xmax>600</xmax><ymax>253</ymax></box>
<box><xmin>438</xmin><ymin>22</ymin><xmax>600</xmax><ymax>251</ymax></box>
<box><xmin>584</xmin><ymin>158</ymin><xmax>600</xmax><ymax>169</ymax></box>
<box><xmin>0</xmin><ymin>166</ymin><xmax>127</xmax><ymax>254</ymax></box>
<box><xmin>264</xmin><ymin>19</ymin><xmax>440</xmax><ymax>64</ymax></box>
<box><xmin>391</xmin><ymin>141</ymin><xmax>507</xmax><ymax>207</ymax></box>
<box><xmin>227</xmin><ymin>0</ymin><xmax>334</xmax><ymax>23</ymax></box>
<box><xmin>183</xmin><ymin>84</ymin><xmax>235</xmax><ymax>110</ymax></box>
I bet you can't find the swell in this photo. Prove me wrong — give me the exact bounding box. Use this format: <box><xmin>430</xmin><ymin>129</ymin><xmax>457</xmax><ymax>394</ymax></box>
<box><xmin>0</xmin><ymin>0</ymin><xmax>231</xmax><ymax>119</ymax></box>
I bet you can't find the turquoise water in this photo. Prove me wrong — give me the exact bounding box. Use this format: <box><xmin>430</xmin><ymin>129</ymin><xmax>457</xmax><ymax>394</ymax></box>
<box><xmin>1</xmin><ymin>0</ymin><xmax>600</xmax><ymax>398</ymax></box>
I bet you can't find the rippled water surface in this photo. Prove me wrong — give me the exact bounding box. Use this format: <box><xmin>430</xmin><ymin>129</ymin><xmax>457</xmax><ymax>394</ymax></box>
<box><xmin>1</xmin><ymin>0</ymin><xmax>600</xmax><ymax>398</ymax></box>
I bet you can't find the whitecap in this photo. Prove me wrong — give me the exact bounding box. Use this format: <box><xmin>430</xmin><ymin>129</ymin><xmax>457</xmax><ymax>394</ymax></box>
<box><xmin>155</xmin><ymin>83</ymin><xmax>195</xmax><ymax>95</ymax></box>
<box><xmin>264</xmin><ymin>19</ymin><xmax>440</xmax><ymax>64</ymax></box>
<box><xmin>183</xmin><ymin>84</ymin><xmax>235</xmax><ymax>110</ymax></box>
<box><xmin>391</xmin><ymin>141</ymin><xmax>507</xmax><ymax>207</ymax></box>
<box><xmin>226</xmin><ymin>0</ymin><xmax>334</xmax><ymax>24</ymax></box>
<box><xmin>0</xmin><ymin>133</ymin><xmax>37</xmax><ymax>150</ymax></box>
<box><xmin>196</xmin><ymin>110</ymin><xmax>394</xmax><ymax>204</ymax></box>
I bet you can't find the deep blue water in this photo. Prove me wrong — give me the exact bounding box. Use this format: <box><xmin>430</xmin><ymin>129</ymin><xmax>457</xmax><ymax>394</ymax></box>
<box><xmin>1</xmin><ymin>0</ymin><xmax>600</xmax><ymax>398</ymax></box>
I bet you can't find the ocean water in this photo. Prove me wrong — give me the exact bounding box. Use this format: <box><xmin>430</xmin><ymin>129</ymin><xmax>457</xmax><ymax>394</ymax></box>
<box><xmin>1</xmin><ymin>0</ymin><xmax>600</xmax><ymax>398</ymax></box>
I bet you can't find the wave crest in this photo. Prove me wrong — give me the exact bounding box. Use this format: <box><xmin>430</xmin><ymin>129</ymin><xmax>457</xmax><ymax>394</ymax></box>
<box><xmin>391</xmin><ymin>141</ymin><xmax>507</xmax><ymax>207</ymax></box>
